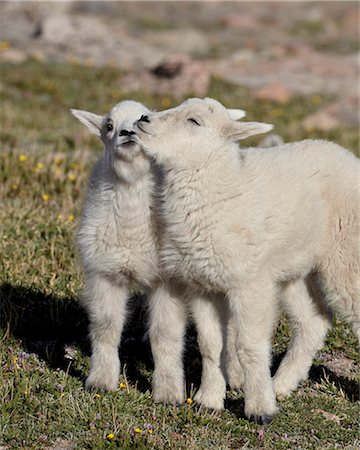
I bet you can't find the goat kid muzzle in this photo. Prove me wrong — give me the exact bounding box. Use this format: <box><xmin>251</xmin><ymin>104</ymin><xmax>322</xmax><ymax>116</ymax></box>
<box><xmin>135</xmin><ymin>118</ymin><xmax>154</xmax><ymax>136</ymax></box>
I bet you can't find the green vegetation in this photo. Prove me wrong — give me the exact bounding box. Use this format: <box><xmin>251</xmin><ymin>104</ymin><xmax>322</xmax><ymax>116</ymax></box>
<box><xmin>1</xmin><ymin>59</ymin><xmax>359</xmax><ymax>449</ymax></box>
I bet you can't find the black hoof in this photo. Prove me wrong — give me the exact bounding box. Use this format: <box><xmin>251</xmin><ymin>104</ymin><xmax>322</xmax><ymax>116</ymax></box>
<box><xmin>249</xmin><ymin>414</ymin><xmax>274</xmax><ymax>425</ymax></box>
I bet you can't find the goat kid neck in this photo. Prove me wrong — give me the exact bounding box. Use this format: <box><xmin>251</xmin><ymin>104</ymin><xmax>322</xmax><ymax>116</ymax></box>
<box><xmin>161</xmin><ymin>143</ymin><xmax>242</xmax><ymax>202</ymax></box>
<box><xmin>105</xmin><ymin>163</ymin><xmax>154</xmax><ymax>213</ymax></box>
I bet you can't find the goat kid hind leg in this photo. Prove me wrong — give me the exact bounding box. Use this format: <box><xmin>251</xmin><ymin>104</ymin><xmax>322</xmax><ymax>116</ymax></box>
<box><xmin>228</xmin><ymin>277</ymin><xmax>279</xmax><ymax>424</ymax></box>
<box><xmin>82</xmin><ymin>274</ymin><xmax>129</xmax><ymax>391</ymax></box>
<box><xmin>273</xmin><ymin>276</ymin><xmax>331</xmax><ymax>399</ymax></box>
<box><xmin>148</xmin><ymin>283</ymin><xmax>187</xmax><ymax>405</ymax></box>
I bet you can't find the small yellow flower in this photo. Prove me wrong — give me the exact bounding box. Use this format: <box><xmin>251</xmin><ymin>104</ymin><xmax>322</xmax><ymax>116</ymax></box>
<box><xmin>0</xmin><ymin>41</ymin><xmax>11</xmax><ymax>52</ymax></box>
<box><xmin>95</xmin><ymin>393</ymin><xmax>101</xmax><ymax>398</ymax></box>
<box><xmin>161</xmin><ymin>97</ymin><xmax>171</xmax><ymax>108</ymax></box>
<box><xmin>135</xmin><ymin>428</ymin><xmax>142</xmax><ymax>434</ymax></box>
<box><xmin>68</xmin><ymin>214</ymin><xmax>75</xmax><ymax>222</ymax></box>
<box><xmin>186</xmin><ymin>397</ymin><xmax>193</xmax><ymax>405</ymax></box>
<box><xmin>119</xmin><ymin>382</ymin><xmax>126</xmax><ymax>389</ymax></box>
<box><xmin>42</xmin><ymin>194</ymin><xmax>49</xmax><ymax>202</ymax></box>
<box><xmin>85</xmin><ymin>58</ymin><xmax>95</xmax><ymax>67</ymax></box>
<box><xmin>270</xmin><ymin>108</ymin><xmax>284</xmax><ymax>118</ymax></box>
<box><xmin>13</xmin><ymin>356</ymin><xmax>18</xmax><ymax>363</ymax></box>
<box><xmin>54</xmin><ymin>167</ymin><xmax>62</xmax><ymax>176</ymax></box>
<box><xmin>107</xmin><ymin>433</ymin><xmax>115</xmax><ymax>440</ymax></box>
<box><xmin>57</xmin><ymin>214</ymin><xmax>63</xmax><ymax>221</ymax></box>
<box><xmin>11</xmin><ymin>184</ymin><xmax>18</xmax><ymax>190</ymax></box>
<box><xmin>54</xmin><ymin>154</ymin><xmax>65</xmax><ymax>165</ymax></box>
<box><xmin>19</xmin><ymin>155</ymin><xmax>28</xmax><ymax>162</ymax></box>
<box><xmin>67</xmin><ymin>56</ymin><xmax>80</xmax><ymax>65</ymax></box>
<box><xmin>34</xmin><ymin>162</ymin><xmax>44</xmax><ymax>173</ymax></box>
<box><xmin>311</xmin><ymin>95</ymin><xmax>322</xmax><ymax>105</ymax></box>
<box><xmin>148</xmin><ymin>429</ymin><xmax>153</xmax><ymax>434</ymax></box>
<box><xmin>111</xmin><ymin>89</ymin><xmax>122</xmax><ymax>99</ymax></box>
<box><xmin>68</xmin><ymin>172</ymin><xmax>77</xmax><ymax>182</ymax></box>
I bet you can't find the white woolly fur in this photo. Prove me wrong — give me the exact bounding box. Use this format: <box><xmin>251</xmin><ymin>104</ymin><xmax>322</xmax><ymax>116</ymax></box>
<box><xmin>136</xmin><ymin>97</ymin><xmax>360</xmax><ymax>423</ymax></box>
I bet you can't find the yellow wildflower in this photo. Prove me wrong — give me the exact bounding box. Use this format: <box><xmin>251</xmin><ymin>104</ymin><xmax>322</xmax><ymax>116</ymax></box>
<box><xmin>68</xmin><ymin>214</ymin><xmax>75</xmax><ymax>222</ymax></box>
<box><xmin>19</xmin><ymin>155</ymin><xmax>27</xmax><ymax>162</ymax></box>
<box><xmin>54</xmin><ymin>167</ymin><xmax>62</xmax><ymax>176</ymax></box>
<box><xmin>95</xmin><ymin>393</ymin><xmax>101</xmax><ymax>398</ymax></box>
<box><xmin>0</xmin><ymin>41</ymin><xmax>11</xmax><ymax>52</ymax></box>
<box><xmin>11</xmin><ymin>184</ymin><xmax>18</xmax><ymax>190</ymax></box>
<box><xmin>68</xmin><ymin>172</ymin><xmax>77</xmax><ymax>182</ymax></box>
<box><xmin>161</xmin><ymin>97</ymin><xmax>171</xmax><ymax>108</ymax></box>
<box><xmin>67</xmin><ymin>56</ymin><xmax>80</xmax><ymax>65</ymax></box>
<box><xmin>270</xmin><ymin>108</ymin><xmax>284</xmax><ymax>118</ymax></box>
<box><xmin>135</xmin><ymin>428</ymin><xmax>142</xmax><ymax>434</ymax></box>
<box><xmin>148</xmin><ymin>429</ymin><xmax>153</xmax><ymax>434</ymax></box>
<box><xmin>34</xmin><ymin>162</ymin><xmax>45</xmax><ymax>173</ymax></box>
<box><xmin>54</xmin><ymin>154</ymin><xmax>65</xmax><ymax>165</ymax></box>
<box><xmin>57</xmin><ymin>214</ymin><xmax>63</xmax><ymax>221</ymax></box>
<box><xmin>186</xmin><ymin>397</ymin><xmax>193</xmax><ymax>405</ymax></box>
<box><xmin>311</xmin><ymin>95</ymin><xmax>322</xmax><ymax>105</ymax></box>
<box><xmin>119</xmin><ymin>382</ymin><xmax>126</xmax><ymax>389</ymax></box>
<box><xmin>111</xmin><ymin>89</ymin><xmax>122</xmax><ymax>99</ymax></box>
<box><xmin>85</xmin><ymin>58</ymin><xmax>95</xmax><ymax>67</ymax></box>
<box><xmin>107</xmin><ymin>433</ymin><xmax>115</xmax><ymax>440</ymax></box>
<box><xmin>42</xmin><ymin>194</ymin><xmax>49</xmax><ymax>202</ymax></box>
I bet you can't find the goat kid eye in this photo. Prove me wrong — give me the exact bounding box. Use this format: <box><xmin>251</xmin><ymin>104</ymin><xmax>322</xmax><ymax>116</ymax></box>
<box><xmin>106</xmin><ymin>123</ymin><xmax>113</xmax><ymax>132</ymax></box>
<box><xmin>188</xmin><ymin>118</ymin><xmax>201</xmax><ymax>126</ymax></box>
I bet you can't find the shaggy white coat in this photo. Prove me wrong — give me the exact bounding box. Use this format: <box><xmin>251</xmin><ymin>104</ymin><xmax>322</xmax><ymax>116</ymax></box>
<box><xmin>135</xmin><ymin>97</ymin><xmax>360</xmax><ymax>423</ymax></box>
<box><xmin>71</xmin><ymin>100</ymin><xmax>246</xmax><ymax>409</ymax></box>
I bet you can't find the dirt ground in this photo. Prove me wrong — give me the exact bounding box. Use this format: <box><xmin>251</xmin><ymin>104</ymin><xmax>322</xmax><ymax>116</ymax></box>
<box><xmin>1</xmin><ymin>1</ymin><xmax>359</xmax><ymax>129</ymax></box>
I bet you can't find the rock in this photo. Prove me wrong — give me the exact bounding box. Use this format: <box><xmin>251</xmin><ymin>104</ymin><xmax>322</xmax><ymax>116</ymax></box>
<box><xmin>303</xmin><ymin>96</ymin><xmax>359</xmax><ymax>131</ymax></box>
<box><xmin>144</xmin><ymin>29</ymin><xmax>210</xmax><ymax>57</ymax></box>
<box><xmin>254</xmin><ymin>82</ymin><xmax>294</xmax><ymax>104</ymax></box>
<box><xmin>258</xmin><ymin>134</ymin><xmax>285</xmax><ymax>148</ymax></box>
<box><xmin>221</xmin><ymin>13</ymin><xmax>261</xmax><ymax>29</ymax></box>
<box><xmin>121</xmin><ymin>54</ymin><xmax>211</xmax><ymax>99</ymax></box>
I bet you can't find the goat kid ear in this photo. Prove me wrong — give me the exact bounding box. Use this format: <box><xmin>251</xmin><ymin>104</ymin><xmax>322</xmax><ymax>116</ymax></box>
<box><xmin>224</xmin><ymin>121</ymin><xmax>273</xmax><ymax>141</ymax></box>
<box><xmin>227</xmin><ymin>109</ymin><xmax>246</xmax><ymax>120</ymax></box>
<box><xmin>70</xmin><ymin>109</ymin><xmax>104</xmax><ymax>137</ymax></box>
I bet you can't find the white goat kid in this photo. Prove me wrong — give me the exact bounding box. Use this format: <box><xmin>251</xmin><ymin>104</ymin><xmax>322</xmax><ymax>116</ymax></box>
<box><xmin>71</xmin><ymin>100</ymin><xmax>247</xmax><ymax>410</ymax></box>
<box><xmin>135</xmin><ymin>97</ymin><xmax>360</xmax><ymax>423</ymax></box>
<box><xmin>72</xmin><ymin>101</ymin><xmax>159</xmax><ymax>392</ymax></box>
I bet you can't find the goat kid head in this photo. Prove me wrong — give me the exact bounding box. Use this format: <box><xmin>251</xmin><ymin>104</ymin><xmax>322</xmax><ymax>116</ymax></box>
<box><xmin>71</xmin><ymin>100</ymin><xmax>151</xmax><ymax>183</ymax></box>
<box><xmin>135</xmin><ymin>97</ymin><xmax>271</xmax><ymax>168</ymax></box>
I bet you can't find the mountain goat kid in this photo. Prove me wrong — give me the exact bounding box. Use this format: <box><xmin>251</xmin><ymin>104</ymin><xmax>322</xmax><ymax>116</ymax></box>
<box><xmin>71</xmin><ymin>100</ymin><xmax>247</xmax><ymax>410</ymax></box>
<box><xmin>135</xmin><ymin>97</ymin><xmax>360</xmax><ymax>423</ymax></box>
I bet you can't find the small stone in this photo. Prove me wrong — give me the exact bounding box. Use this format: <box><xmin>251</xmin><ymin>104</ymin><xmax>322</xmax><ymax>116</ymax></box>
<box><xmin>303</xmin><ymin>96</ymin><xmax>359</xmax><ymax>131</ymax></box>
<box><xmin>254</xmin><ymin>82</ymin><xmax>294</xmax><ymax>104</ymax></box>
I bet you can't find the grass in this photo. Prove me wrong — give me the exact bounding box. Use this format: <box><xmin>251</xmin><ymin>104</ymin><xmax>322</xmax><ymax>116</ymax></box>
<box><xmin>0</xmin><ymin>58</ymin><xmax>359</xmax><ymax>449</ymax></box>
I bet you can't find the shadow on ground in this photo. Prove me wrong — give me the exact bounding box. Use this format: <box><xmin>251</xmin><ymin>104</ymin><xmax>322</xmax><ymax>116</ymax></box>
<box><xmin>0</xmin><ymin>282</ymin><xmax>202</xmax><ymax>396</ymax></box>
<box><xmin>1</xmin><ymin>282</ymin><xmax>357</xmax><ymax>420</ymax></box>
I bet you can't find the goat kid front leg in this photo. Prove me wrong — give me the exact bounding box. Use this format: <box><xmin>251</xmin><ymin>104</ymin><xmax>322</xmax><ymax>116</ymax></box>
<box><xmin>191</xmin><ymin>294</ymin><xmax>227</xmax><ymax>410</ymax></box>
<box><xmin>82</xmin><ymin>274</ymin><xmax>129</xmax><ymax>391</ymax></box>
<box><xmin>228</xmin><ymin>277</ymin><xmax>279</xmax><ymax>424</ymax></box>
<box><xmin>148</xmin><ymin>283</ymin><xmax>187</xmax><ymax>405</ymax></box>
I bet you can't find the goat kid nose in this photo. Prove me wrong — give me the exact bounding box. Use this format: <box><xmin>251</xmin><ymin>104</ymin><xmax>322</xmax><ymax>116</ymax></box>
<box><xmin>139</xmin><ymin>115</ymin><xmax>150</xmax><ymax>123</ymax></box>
<box><xmin>119</xmin><ymin>129</ymin><xmax>135</xmax><ymax>137</ymax></box>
